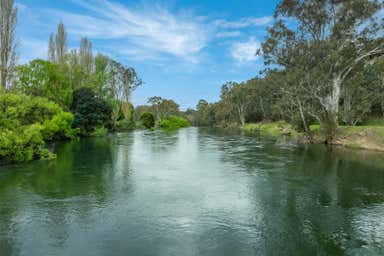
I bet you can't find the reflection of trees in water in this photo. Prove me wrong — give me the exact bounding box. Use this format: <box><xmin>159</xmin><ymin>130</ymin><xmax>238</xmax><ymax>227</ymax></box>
<box><xmin>256</xmin><ymin>145</ymin><xmax>384</xmax><ymax>255</ymax></box>
<box><xmin>0</xmin><ymin>135</ymin><xmax>135</xmax><ymax>255</ymax></box>
<box><xmin>198</xmin><ymin>129</ymin><xmax>384</xmax><ymax>254</ymax></box>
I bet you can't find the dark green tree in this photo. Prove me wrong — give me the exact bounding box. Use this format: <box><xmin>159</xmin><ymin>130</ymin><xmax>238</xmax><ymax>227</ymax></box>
<box><xmin>71</xmin><ymin>87</ymin><xmax>112</xmax><ymax>135</ymax></box>
<box><xmin>140</xmin><ymin>112</ymin><xmax>155</xmax><ymax>129</ymax></box>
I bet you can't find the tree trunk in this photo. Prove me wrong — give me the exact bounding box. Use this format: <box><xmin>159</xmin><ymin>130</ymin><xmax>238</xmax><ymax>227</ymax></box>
<box><xmin>259</xmin><ymin>97</ymin><xmax>266</xmax><ymax>119</ymax></box>
<box><xmin>297</xmin><ymin>98</ymin><xmax>312</xmax><ymax>141</ymax></box>
<box><xmin>320</xmin><ymin>77</ymin><xmax>341</xmax><ymax>143</ymax></box>
<box><xmin>237</xmin><ymin>105</ymin><xmax>245</xmax><ymax>126</ymax></box>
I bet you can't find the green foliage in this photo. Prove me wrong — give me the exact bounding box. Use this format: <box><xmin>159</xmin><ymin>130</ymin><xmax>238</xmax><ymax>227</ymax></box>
<box><xmin>158</xmin><ymin>115</ymin><xmax>190</xmax><ymax>130</ymax></box>
<box><xmin>116</xmin><ymin>119</ymin><xmax>136</xmax><ymax>131</ymax></box>
<box><xmin>0</xmin><ymin>93</ymin><xmax>78</xmax><ymax>163</ymax></box>
<box><xmin>140</xmin><ymin>112</ymin><xmax>155</xmax><ymax>129</ymax></box>
<box><xmin>91</xmin><ymin>127</ymin><xmax>108</xmax><ymax>137</ymax></box>
<box><xmin>41</xmin><ymin>111</ymin><xmax>79</xmax><ymax>140</ymax></box>
<box><xmin>147</xmin><ymin>97</ymin><xmax>179</xmax><ymax>120</ymax></box>
<box><xmin>242</xmin><ymin>121</ymin><xmax>300</xmax><ymax>138</ymax></box>
<box><xmin>71</xmin><ymin>87</ymin><xmax>113</xmax><ymax>135</ymax></box>
<box><xmin>363</xmin><ymin>118</ymin><xmax>384</xmax><ymax>126</ymax></box>
<box><xmin>16</xmin><ymin>59</ymin><xmax>73</xmax><ymax>108</ymax></box>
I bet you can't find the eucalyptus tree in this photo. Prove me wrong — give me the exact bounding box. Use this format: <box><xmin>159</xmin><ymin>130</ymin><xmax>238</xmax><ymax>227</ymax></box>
<box><xmin>340</xmin><ymin>63</ymin><xmax>382</xmax><ymax>125</ymax></box>
<box><xmin>107</xmin><ymin>59</ymin><xmax>142</xmax><ymax>102</ymax></box>
<box><xmin>220</xmin><ymin>81</ymin><xmax>257</xmax><ymax>125</ymax></box>
<box><xmin>147</xmin><ymin>96</ymin><xmax>163</xmax><ymax>119</ymax></box>
<box><xmin>0</xmin><ymin>0</ymin><xmax>17</xmax><ymax>91</ymax></box>
<box><xmin>147</xmin><ymin>97</ymin><xmax>179</xmax><ymax>120</ymax></box>
<box><xmin>262</xmin><ymin>0</ymin><xmax>384</xmax><ymax>142</ymax></box>
<box><xmin>107</xmin><ymin>59</ymin><xmax>142</xmax><ymax>127</ymax></box>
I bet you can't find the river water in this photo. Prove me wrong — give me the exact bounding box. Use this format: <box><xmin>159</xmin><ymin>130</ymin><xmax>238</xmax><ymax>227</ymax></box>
<box><xmin>1</xmin><ymin>128</ymin><xmax>384</xmax><ymax>255</ymax></box>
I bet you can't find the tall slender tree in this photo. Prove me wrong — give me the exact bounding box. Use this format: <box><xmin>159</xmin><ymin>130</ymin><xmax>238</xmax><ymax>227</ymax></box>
<box><xmin>0</xmin><ymin>0</ymin><xmax>17</xmax><ymax>91</ymax></box>
<box><xmin>55</xmin><ymin>22</ymin><xmax>67</xmax><ymax>64</ymax></box>
<box><xmin>79</xmin><ymin>37</ymin><xmax>93</xmax><ymax>74</ymax></box>
<box><xmin>48</xmin><ymin>33</ymin><xmax>56</xmax><ymax>62</ymax></box>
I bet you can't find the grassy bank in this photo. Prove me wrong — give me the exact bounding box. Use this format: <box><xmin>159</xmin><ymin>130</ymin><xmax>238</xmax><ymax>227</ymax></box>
<box><xmin>242</xmin><ymin>121</ymin><xmax>384</xmax><ymax>152</ymax></box>
<box><xmin>241</xmin><ymin>121</ymin><xmax>304</xmax><ymax>141</ymax></box>
<box><xmin>311</xmin><ymin>125</ymin><xmax>384</xmax><ymax>151</ymax></box>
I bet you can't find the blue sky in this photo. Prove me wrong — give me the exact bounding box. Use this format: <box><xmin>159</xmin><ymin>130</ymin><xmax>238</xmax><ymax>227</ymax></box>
<box><xmin>17</xmin><ymin>0</ymin><xmax>279</xmax><ymax>109</ymax></box>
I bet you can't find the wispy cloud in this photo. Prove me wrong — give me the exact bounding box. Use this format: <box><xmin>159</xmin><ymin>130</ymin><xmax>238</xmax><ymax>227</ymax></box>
<box><xmin>18</xmin><ymin>38</ymin><xmax>47</xmax><ymax>64</ymax></box>
<box><xmin>18</xmin><ymin>0</ymin><xmax>272</xmax><ymax>66</ymax></box>
<box><xmin>230</xmin><ymin>37</ymin><xmax>260</xmax><ymax>63</ymax></box>
<box><xmin>215</xmin><ymin>31</ymin><xmax>241</xmax><ymax>38</ymax></box>
<box><xmin>45</xmin><ymin>0</ymin><xmax>209</xmax><ymax>62</ymax></box>
<box><xmin>214</xmin><ymin>16</ymin><xmax>273</xmax><ymax>29</ymax></box>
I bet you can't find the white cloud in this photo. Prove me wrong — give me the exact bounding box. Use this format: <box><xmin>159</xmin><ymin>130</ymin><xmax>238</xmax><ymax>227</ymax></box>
<box><xmin>215</xmin><ymin>31</ymin><xmax>241</xmax><ymax>38</ymax></box>
<box><xmin>214</xmin><ymin>16</ymin><xmax>273</xmax><ymax>29</ymax></box>
<box><xmin>230</xmin><ymin>37</ymin><xmax>260</xmax><ymax>63</ymax></box>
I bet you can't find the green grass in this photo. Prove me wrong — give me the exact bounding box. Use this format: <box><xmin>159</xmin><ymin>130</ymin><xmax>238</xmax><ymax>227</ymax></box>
<box><xmin>363</xmin><ymin>117</ymin><xmax>384</xmax><ymax>126</ymax></box>
<box><xmin>242</xmin><ymin>121</ymin><xmax>301</xmax><ymax>138</ymax></box>
<box><xmin>310</xmin><ymin>124</ymin><xmax>384</xmax><ymax>138</ymax></box>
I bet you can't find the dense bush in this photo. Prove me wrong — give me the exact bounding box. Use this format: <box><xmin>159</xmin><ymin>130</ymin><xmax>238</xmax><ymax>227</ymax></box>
<box><xmin>158</xmin><ymin>115</ymin><xmax>190</xmax><ymax>130</ymax></box>
<box><xmin>0</xmin><ymin>93</ymin><xmax>78</xmax><ymax>163</ymax></box>
<box><xmin>140</xmin><ymin>112</ymin><xmax>155</xmax><ymax>129</ymax></box>
<box><xmin>71</xmin><ymin>87</ymin><xmax>113</xmax><ymax>135</ymax></box>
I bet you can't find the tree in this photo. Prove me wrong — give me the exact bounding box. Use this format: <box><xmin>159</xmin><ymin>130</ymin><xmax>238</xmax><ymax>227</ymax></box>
<box><xmin>220</xmin><ymin>81</ymin><xmax>256</xmax><ymax>125</ymax></box>
<box><xmin>71</xmin><ymin>87</ymin><xmax>112</xmax><ymax>135</ymax></box>
<box><xmin>140</xmin><ymin>112</ymin><xmax>155</xmax><ymax>129</ymax></box>
<box><xmin>158</xmin><ymin>99</ymin><xmax>179</xmax><ymax>119</ymax></box>
<box><xmin>340</xmin><ymin>64</ymin><xmax>381</xmax><ymax>125</ymax></box>
<box><xmin>147</xmin><ymin>96</ymin><xmax>162</xmax><ymax>119</ymax></box>
<box><xmin>106</xmin><ymin>59</ymin><xmax>142</xmax><ymax>127</ymax></box>
<box><xmin>93</xmin><ymin>54</ymin><xmax>108</xmax><ymax>91</ymax></box>
<box><xmin>55</xmin><ymin>22</ymin><xmax>67</xmax><ymax>64</ymax></box>
<box><xmin>147</xmin><ymin>97</ymin><xmax>179</xmax><ymax>120</ymax></box>
<box><xmin>16</xmin><ymin>59</ymin><xmax>72</xmax><ymax>108</ymax></box>
<box><xmin>135</xmin><ymin>105</ymin><xmax>152</xmax><ymax>121</ymax></box>
<box><xmin>0</xmin><ymin>0</ymin><xmax>17</xmax><ymax>91</ymax></box>
<box><xmin>48</xmin><ymin>33</ymin><xmax>56</xmax><ymax>63</ymax></box>
<box><xmin>79</xmin><ymin>37</ymin><xmax>93</xmax><ymax>74</ymax></box>
<box><xmin>262</xmin><ymin>0</ymin><xmax>384</xmax><ymax>142</ymax></box>
<box><xmin>196</xmin><ymin>99</ymin><xmax>217</xmax><ymax>126</ymax></box>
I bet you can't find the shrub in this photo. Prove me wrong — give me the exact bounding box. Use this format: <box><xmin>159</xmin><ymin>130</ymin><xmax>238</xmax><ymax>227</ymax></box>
<box><xmin>140</xmin><ymin>112</ymin><xmax>155</xmax><ymax>129</ymax></box>
<box><xmin>0</xmin><ymin>93</ymin><xmax>78</xmax><ymax>163</ymax></box>
<box><xmin>158</xmin><ymin>115</ymin><xmax>190</xmax><ymax>130</ymax></box>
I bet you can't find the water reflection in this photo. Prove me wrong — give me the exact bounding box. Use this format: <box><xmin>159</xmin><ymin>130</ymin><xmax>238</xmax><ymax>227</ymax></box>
<box><xmin>0</xmin><ymin>128</ymin><xmax>383</xmax><ymax>255</ymax></box>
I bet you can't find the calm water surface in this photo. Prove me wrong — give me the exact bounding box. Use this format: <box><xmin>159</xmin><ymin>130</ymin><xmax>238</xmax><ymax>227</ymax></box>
<box><xmin>1</xmin><ymin>128</ymin><xmax>384</xmax><ymax>256</ymax></box>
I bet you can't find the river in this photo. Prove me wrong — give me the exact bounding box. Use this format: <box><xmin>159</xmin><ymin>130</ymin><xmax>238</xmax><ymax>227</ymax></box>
<box><xmin>1</xmin><ymin>128</ymin><xmax>384</xmax><ymax>255</ymax></box>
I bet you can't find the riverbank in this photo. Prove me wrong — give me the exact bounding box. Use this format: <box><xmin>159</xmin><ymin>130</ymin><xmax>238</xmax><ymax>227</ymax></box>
<box><xmin>242</xmin><ymin>121</ymin><xmax>384</xmax><ymax>152</ymax></box>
